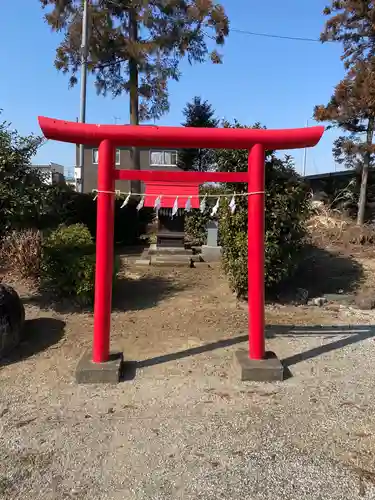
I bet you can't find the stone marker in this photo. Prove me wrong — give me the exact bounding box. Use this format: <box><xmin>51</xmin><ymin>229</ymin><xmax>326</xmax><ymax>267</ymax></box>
<box><xmin>201</xmin><ymin>220</ymin><xmax>222</xmax><ymax>262</ymax></box>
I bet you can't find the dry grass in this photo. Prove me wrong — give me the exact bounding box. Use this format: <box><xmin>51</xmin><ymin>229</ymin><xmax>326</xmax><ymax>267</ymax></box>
<box><xmin>0</xmin><ymin>230</ymin><xmax>42</xmax><ymax>281</ymax></box>
<box><xmin>307</xmin><ymin>206</ymin><xmax>375</xmax><ymax>250</ymax></box>
<box><xmin>2</xmin><ymin>262</ymin><xmax>375</xmax><ymax>499</ymax></box>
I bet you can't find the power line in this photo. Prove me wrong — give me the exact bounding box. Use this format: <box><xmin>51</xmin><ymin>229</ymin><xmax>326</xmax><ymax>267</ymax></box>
<box><xmin>230</xmin><ymin>28</ymin><xmax>323</xmax><ymax>43</ymax></box>
<box><xmin>92</xmin><ymin>28</ymin><xmax>325</xmax><ymax>71</ymax></box>
<box><xmin>104</xmin><ymin>0</ymin><xmax>323</xmax><ymax>43</ymax></box>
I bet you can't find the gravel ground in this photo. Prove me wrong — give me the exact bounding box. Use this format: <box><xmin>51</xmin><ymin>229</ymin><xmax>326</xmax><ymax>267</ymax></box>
<box><xmin>1</xmin><ymin>263</ymin><xmax>375</xmax><ymax>499</ymax></box>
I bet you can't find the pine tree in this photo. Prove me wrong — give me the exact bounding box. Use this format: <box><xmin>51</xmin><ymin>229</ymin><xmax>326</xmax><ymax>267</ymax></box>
<box><xmin>178</xmin><ymin>96</ymin><xmax>218</xmax><ymax>171</ymax></box>
<box><xmin>40</xmin><ymin>0</ymin><xmax>229</xmax><ymax>172</ymax></box>
<box><xmin>315</xmin><ymin>1</ymin><xmax>375</xmax><ymax>225</ymax></box>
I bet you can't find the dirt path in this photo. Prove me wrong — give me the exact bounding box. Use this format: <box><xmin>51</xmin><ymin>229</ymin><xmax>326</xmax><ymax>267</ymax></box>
<box><xmin>1</xmin><ymin>263</ymin><xmax>375</xmax><ymax>499</ymax></box>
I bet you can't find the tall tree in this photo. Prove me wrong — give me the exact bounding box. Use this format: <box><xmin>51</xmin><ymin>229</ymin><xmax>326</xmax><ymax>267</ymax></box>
<box><xmin>40</xmin><ymin>0</ymin><xmax>229</xmax><ymax>173</ymax></box>
<box><xmin>178</xmin><ymin>96</ymin><xmax>218</xmax><ymax>171</ymax></box>
<box><xmin>315</xmin><ymin>1</ymin><xmax>375</xmax><ymax>225</ymax></box>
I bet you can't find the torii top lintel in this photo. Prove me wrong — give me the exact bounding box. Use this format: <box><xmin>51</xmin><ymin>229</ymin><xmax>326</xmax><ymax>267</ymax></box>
<box><xmin>38</xmin><ymin>117</ymin><xmax>324</xmax><ymax>151</ymax></box>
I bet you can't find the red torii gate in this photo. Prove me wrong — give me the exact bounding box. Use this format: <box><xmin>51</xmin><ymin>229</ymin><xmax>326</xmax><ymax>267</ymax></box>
<box><xmin>38</xmin><ymin>117</ymin><xmax>324</xmax><ymax>381</ymax></box>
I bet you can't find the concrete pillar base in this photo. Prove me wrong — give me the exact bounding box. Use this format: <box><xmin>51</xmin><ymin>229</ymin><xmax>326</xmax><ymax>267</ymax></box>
<box><xmin>75</xmin><ymin>350</ymin><xmax>123</xmax><ymax>384</ymax></box>
<box><xmin>201</xmin><ymin>245</ymin><xmax>222</xmax><ymax>262</ymax></box>
<box><xmin>236</xmin><ymin>350</ymin><xmax>284</xmax><ymax>382</ymax></box>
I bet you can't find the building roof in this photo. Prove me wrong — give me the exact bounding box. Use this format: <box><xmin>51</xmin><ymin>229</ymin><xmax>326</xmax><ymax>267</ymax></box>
<box><xmin>32</xmin><ymin>162</ymin><xmax>65</xmax><ymax>171</ymax></box>
<box><xmin>304</xmin><ymin>168</ymin><xmax>375</xmax><ymax>181</ymax></box>
<box><xmin>303</xmin><ymin>170</ymin><xmax>353</xmax><ymax>181</ymax></box>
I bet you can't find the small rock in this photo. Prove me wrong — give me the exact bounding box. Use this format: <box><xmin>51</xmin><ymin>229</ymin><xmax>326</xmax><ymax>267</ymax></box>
<box><xmin>308</xmin><ymin>297</ymin><xmax>327</xmax><ymax>307</ymax></box>
<box><xmin>0</xmin><ymin>408</ymin><xmax>9</xmax><ymax>418</ymax></box>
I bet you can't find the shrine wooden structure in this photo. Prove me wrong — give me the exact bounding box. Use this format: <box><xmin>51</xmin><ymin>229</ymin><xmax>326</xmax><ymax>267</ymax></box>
<box><xmin>143</xmin><ymin>167</ymin><xmax>200</xmax><ymax>248</ymax></box>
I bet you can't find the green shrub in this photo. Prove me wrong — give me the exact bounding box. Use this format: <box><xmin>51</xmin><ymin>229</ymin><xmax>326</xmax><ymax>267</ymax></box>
<box><xmin>215</xmin><ymin>121</ymin><xmax>311</xmax><ymax>298</ymax></box>
<box><xmin>41</xmin><ymin>223</ymin><xmax>119</xmax><ymax>305</ymax></box>
<box><xmin>41</xmin><ymin>224</ymin><xmax>95</xmax><ymax>304</ymax></box>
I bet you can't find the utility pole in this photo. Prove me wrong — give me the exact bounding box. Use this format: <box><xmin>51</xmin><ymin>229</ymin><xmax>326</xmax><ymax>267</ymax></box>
<box><xmin>76</xmin><ymin>0</ymin><xmax>89</xmax><ymax>193</ymax></box>
<box><xmin>302</xmin><ymin>119</ymin><xmax>308</xmax><ymax>177</ymax></box>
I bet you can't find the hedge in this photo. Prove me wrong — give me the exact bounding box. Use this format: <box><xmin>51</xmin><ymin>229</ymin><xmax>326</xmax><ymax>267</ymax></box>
<box><xmin>41</xmin><ymin>223</ymin><xmax>119</xmax><ymax>305</ymax></box>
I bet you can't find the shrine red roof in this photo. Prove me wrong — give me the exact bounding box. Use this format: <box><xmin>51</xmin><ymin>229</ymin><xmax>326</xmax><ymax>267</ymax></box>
<box><xmin>144</xmin><ymin>181</ymin><xmax>200</xmax><ymax>209</ymax></box>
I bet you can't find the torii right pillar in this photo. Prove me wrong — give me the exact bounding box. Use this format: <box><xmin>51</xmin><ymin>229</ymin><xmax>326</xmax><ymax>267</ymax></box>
<box><xmin>235</xmin><ymin>143</ymin><xmax>285</xmax><ymax>382</ymax></box>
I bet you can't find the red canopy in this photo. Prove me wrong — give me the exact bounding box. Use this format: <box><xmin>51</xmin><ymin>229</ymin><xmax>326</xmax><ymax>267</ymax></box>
<box><xmin>144</xmin><ymin>181</ymin><xmax>200</xmax><ymax>209</ymax></box>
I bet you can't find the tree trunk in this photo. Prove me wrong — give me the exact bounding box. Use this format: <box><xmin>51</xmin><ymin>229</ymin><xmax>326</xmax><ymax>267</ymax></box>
<box><xmin>129</xmin><ymin>8</ymin><xmax>141</xmax><ymax>194</ymax></box>
<box><xmin>357</xmin><ymin>117</ymin><xmax>374</xmax><ymax>225</ymax></box>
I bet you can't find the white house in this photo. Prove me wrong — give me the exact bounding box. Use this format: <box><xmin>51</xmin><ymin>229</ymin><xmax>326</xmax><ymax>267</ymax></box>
<box><xmin>32</xmin><ymin>162</ymin><xmax>65</xmax><ymax>185</ymax></box>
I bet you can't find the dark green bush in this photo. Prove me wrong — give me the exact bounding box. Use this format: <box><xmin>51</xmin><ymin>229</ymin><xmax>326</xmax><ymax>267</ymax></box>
<box><xmin>184</xmin><ymin>185</ymin><xmax>224</xmax><ymax>245</ymax></box>
<box><xmin>113</xmin><ymin>197</ymin><xmax>154</xmax><ymax>245</ymax></box>
<box><xmin>41</xmin><ymin>223</ymin><xmax>119</xmax><ymax>305</ymax></box>
<box><xmin>214</xmin><ymin>122</ymin><xmax>311</xmax><ymax>297</ymax></box>
<box><xmin>40</xmin><ymin>189</ymin><xmax>153</xmax><ymax>246</ymax></box>
<box><xmin>41</xmin><ymin>224</ymin><xmax>95</xmax><ymax>304</ymax></box>
<box><xmin>0</xmin><ymin>110</ymin><xmax>150</xmax><ymax>245</ymax></box>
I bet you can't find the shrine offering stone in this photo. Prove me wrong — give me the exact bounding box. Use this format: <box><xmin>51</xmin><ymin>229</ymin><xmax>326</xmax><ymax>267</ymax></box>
<box><xmin>201</xmin><ymin>220</ymin><xmax>222</xmax><ymax>262</ymax></box>
<box><xmin>0</xmin><ymin>284</ymin><xmax>25</xmax><ymax>358</ymax></box>
<box><xmin>206</xmin><ymin>220</ymin><xmax>219</xmax><ymax>247</ymax></box>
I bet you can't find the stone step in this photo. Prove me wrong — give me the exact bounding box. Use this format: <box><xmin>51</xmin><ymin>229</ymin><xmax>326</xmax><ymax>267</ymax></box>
<box><xmin>151</xmin><ymin>256</ymin><xmax>192</xmax><ymax>267</ymax></box>
<box><xmin>153</xmin><ymin>253</ymin><xmax>192</xmax><ymax>261</ymax></box>
<box><xmin>148</xmin><ymin>244</ymin><xmax>193</xmax><ymax>256</ymax></box>
<box><xmin>134</xmin><ymin>258</ymin><xmax>151</xmax><ymax>266</ymax></box>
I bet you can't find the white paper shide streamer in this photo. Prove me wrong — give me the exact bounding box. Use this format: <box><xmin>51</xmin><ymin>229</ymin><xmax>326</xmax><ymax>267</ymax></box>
<box><xmin>136</xmin><ymin>196</ymin><xmax>145</xmax><ymax>211</ymax></box>
<box><xmin>154</xmin><ymin>195</ymin><xmax>162</xmax><ymax>216</ymax></box>
<box><xmin>210</xmin><ymin>197</ymin><xmax>220</xmax><ymax>217</ymax></box>
<box><xmin>171</xmin><ymin>196</ymin><xmax>179</xmax><ymax>217</ymax></box>
<box><xmin>200</xmin><ymin>194</ymin><xmax>207</xmax><ymax>213</ymax></box>
<box><xmin>92</xmin><ymin>189</ymin><xmax>265</xmax><ymax>217</ymax></box>
<box><xmin>120</xmin><ymin>192</ymin><xmax>131</xmax><ymax>208</ymax></box>
<box><xmin>185</xmin><ymin>196</ymin><xmax>192</xmax><ymax>212</ymax></box>
<box><xmin>229</xmin><ymin>195</ymin><xmax>236</xmax><ymax>214</ymax></box>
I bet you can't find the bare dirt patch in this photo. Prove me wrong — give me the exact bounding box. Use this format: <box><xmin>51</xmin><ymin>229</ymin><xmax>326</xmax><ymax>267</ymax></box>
<box><xmin>1</xmin><ymin>248</ymin><xmax>375</xmax><ymax>499</ymax></box>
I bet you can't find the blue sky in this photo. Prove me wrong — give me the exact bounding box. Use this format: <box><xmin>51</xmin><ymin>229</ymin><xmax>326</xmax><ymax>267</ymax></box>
<box><xmin>1</xmin><ymin>0</ymin><xmax>344</xmax><ymax>177</ymax></box>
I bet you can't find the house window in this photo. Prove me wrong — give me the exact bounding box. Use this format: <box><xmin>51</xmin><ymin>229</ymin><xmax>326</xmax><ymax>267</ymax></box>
<box><xmin>92</xmin><ymin>148</ymin><xmax>120</xmax><ymax>165</ymax></box>
<box><xmin>150</xmin><ymin>150</ymin><xmax>178</xmax><ymax>167</ymax></box>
